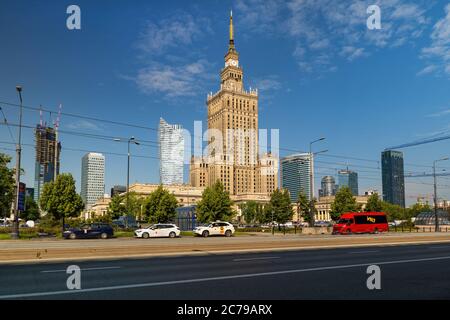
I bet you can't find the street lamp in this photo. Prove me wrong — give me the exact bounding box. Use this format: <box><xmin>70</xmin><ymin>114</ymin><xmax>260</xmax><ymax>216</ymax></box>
<box><xmin>309</xmin><ymin>137</ymin><xmax>326</xmax><ymax>226</ymax></box>
<box><xmin>433</xmin><ymin>157</ymin><xmax>448</xmax><ymax>232</ymax></box>
<box><xmin>11</xmin><ymin>86</ymin><xmax>23</xmax><ymax>239</ymax></box>
<box><xmin>114</xmin><ymin>137</ymin><xmax>140</xmax><ymax>215</ymax></box>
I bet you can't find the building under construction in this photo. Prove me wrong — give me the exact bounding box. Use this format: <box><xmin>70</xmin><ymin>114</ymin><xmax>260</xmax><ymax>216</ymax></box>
<box><xmin>34</xmin><ymin>124</ymin><xmax>61</xmax><ymax>202</ymax></box>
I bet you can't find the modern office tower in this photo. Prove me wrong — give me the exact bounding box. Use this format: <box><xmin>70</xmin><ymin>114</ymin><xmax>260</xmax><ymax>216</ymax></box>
<box><xmin>110</xmin><ymin>185</ymin><xmax>126</xmax><ymax>197</ymax></box>
<box><xmin>319</xmin><ymin>176</ymin><xmax>336</xmax><ymax>197</ymax></box>
<box><xmin>281</xmin><ymin>153</ymin><xmax>312</xmax><ymax>202</ymax></box>
<box><xmin>337</xmin><ymin>169</ymin><xmax>359</xmax><ymax>195</ymax></box>
<box><xmin>381</xmin><ymin>150</ymin><xmax>405</xmax><ymax>208</ymax></box>
<box><xmin>81</xmin><ymin>153</ymin><xmax>105</xmax><ymax>209</ymax></box>
<box><xmin>159</xmin><ymin>118</ymin><xmax>185</xmax><ymax>185</ymax></box>
<box><xmin>34</xmin><ymin>124</ymin><xmax>61</xmax><ymax>202</ymax></box>
<box><xmin>189</xmin><ymin>12</ymin><xmax>278</xmax><ymax>195</ymax></box>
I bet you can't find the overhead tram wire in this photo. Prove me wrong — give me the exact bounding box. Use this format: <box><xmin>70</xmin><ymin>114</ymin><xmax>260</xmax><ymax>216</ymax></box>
<box><xmin>0</xmin><ymin>122</ymin><xmax>435</xmax><ymax>177</ymax></box>
<box><xmin>1</xmin><ymin>100</ymin><xmax>446</xmax><ymax>170</ymax></box>
<box><xmin>0</xmin><ymin>140</ymin><xmax>158</xmax><ymax>160</ymax></box>
<box><xmin>0</xmin><ymin>106</ymin><xmax>16</xmax><ymax>143</ymax></box>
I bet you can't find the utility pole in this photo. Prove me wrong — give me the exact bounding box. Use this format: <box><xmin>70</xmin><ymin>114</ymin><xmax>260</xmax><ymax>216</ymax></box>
<box><xmin>11</xmin><ymin>86</ymin><xmax>23</xmax><ymax>239</ymax></box>
<box><xmin>309</xmin><ymin>137</ymin><xmax>326</xmax><ymax>227</ymax></box>
<box><xmin>433</xmin><ymin>157</ymin><xmax>449</xmax><ymax>232</ymax></box>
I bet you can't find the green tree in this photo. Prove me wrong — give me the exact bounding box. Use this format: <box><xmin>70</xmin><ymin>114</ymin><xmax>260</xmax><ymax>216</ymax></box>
<box><xmin>269</xmin><ymin>188</ymin><xmax>294</xmax><ymax>225</ymax></box>
<box><xmin>107</xmin><ymin>194</ymin><xmax>127</xmax><ymax>219</ymax></box>
<box><xmin>296</xmin><ymin>191</ymin><xmax>311</xmax><ymax>224</ymax></box>
<box><xmin>240</xmin><ymin>200</ymin><xmax>258</xmax><ymax>224</ymax></box>
<box><xmin>108</xmin><ymin>192</ymin><xmax>144</xmax><ymax>220</ymax></box>
<box><xmin>143</xmin><ymin>185</ymin><xmax>178</xmax><ymax>223</ymax></box>
<box><xmin>407</xmin><ymin>203</ymin><xmax>432</xmax><ymax>218</ymax></box>
<box><xmin>330</xmin><ymin>186</ymin><xmax>361</xmax><ymax>220</ymax></box>
<box><xmin>381</xmin><ymin>201</ymin><xmax>406</xmax><ymax>222</ymax></box>
<box><xmin>365</xmin><ymin>193</ymin><xmax>383</xmax><ymax>212</ymax></box>
<box><xmin>196</xmin><ymin>181</ymin><xmax>234</xmax><ymax>223</ymax></box>
<box><xmin>0</xmin><ymin>153</ymin><xmax>14</xmax><ymax>219</ymax></box>
<box><xmin>39</xmin><ymin>173</ymin><xmax>84</xmax><ymax>234</ymax></box>
<box><xmin>20</xmin><ymin>196</ymin><xmax>40</xmax><ymax>221</ymax></box>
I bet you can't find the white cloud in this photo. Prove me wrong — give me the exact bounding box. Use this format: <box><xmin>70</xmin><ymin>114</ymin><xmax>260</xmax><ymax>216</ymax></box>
<box><xmin>251</xmin><ymin>77</ymin><xmax>282</xmax><ymax>92</ymax></box>
<box><xmin>135</xmin><ymin>60</ymin><xmax>214</xmax><ymax>98</ymax></box>
<box><xmin>236</xmin><ymin>0</ymin><xmax>432</xmax><ymax>74</ymax></box>
<box><xmin>427</xmin><ymin>108</ymin><xmax>450</xmax><ymax>118</ymax></box>
<box><xmin>66</xmin><ymin>120</ymin><xmax>102</xmax><ymax>131</ymax></box>
<box><xmin>340</xmin><ymin>46</ymin><xmax>368</xmax><ymax>61</ymax></box>
<box><xmin>417</xmin><ymin>64</ymin><xmax>438</xmax><ymax>76</ymax></box>
<box><xmin>420</xmin><ymin>4</ymin><xmax>450</xmax><ymax>76</ymax></box>
<box><xmin>137</xmin><ymin>13</ymin><xmax>208</xmax><ymax>55</ymax></box>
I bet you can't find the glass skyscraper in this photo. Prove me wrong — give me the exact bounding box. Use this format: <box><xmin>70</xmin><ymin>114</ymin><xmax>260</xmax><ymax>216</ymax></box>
<box><xmin>382</xmin><ymin>150</ymin><xmax>405</xmax><ymax>208</ymax></box>
<box><xmin>337</xmin><ymin>169</ymin><xmax>359</xmax><ymax>195</ymax></box>
<box><xmin>319</xmin><ymin>176</ymin><xmax>336</xmax><ymax>197</ymax></box>
<box><xmin>281</xmin><ymin>153</ymin><xmax>312</xmax><ymax>202</ymax></box>
<box><xmin>81</xmin><ymin>153</ymin><xmax>105</xmax><ymax>209</ymax></box>
<box><xmin>159</xmin><ymin>118</ymin><xmax>184</xmax><ymax>185</ymax></box>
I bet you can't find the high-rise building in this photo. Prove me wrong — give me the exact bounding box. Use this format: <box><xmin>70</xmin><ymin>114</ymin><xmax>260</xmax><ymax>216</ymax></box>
<box><xmin>281</xmin><ymin>153</ymin><xmax>312</xmax><ymax>202</ymax></box>
<box><xmin>81</xmin><ymin>153</ymin><xmax>105</xmax><ymax>209</ymax></box>
<box><xmin>189</xmin><ymin>12</ymin><xmax>278</xmax><ymax>196</ymax></box>
<box><xmin>159</xmin><ymin>117</ymin><xmax>184</xmax><ymax>185</ymax></box>
<box><xmin>381</xmin><ymin>150</ymin><xmax>405</xmax><ymax>208</ymax></box>
<box><xmin>337</xmin><ymin>169</ymin><xmax>358</xmax><ymax>195</ymax></box>
<box><xmin>34</xmin><ymin>124</ymin><xmax>61</xmax><ymax>202</ymax></box>
<box><xmin>110</xmin><ymin>185</ymin><xmax>126</xmax><ymax>197</ymax></box>
<box><xmin>319</xmin><ymin>176</ymin><xmax>336</xmax><ymax>197</ymax></box>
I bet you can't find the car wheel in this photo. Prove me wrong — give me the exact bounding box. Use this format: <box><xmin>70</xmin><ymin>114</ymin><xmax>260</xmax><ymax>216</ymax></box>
<box><xmin>142</xmin><ymin>232</ymin><xmax>149</xmax><ymax>239</ymax></box>
<box><xmin>373</xmin><ymin>228</ymin><xmax>379</xmax><ymax>234</ymax></box>
<box><xmin>69</xmin><ymin>233</ymin><xmax>76</xmax><ymax>240</ymax></box>
<box><xmin>100</xmin><ymin>232</ymin><xmax>108</xmax><ymax>239</ymax></box>
<box><xmin>346</xmin><ymin>229</ymin><xmax>352</xmax><ymax>235</ymax></box>
<box><xmin>202</xmin><ymin>230</ymin><xmax>209</xmax><ymax>238</ymax></box>
<box><xmin>225</xmin><ymin>230</ymin><xmax>232</xmax><ymax>237</ymax></box>
<box><xmin>169</xmin><ymin>231</ymin><xmax>176</xmax><ymax>238</ymax></box>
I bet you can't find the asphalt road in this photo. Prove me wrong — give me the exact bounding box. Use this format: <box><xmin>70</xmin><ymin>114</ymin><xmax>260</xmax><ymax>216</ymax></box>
<box><xmin>1</xmin><ymin>242</ymin><xmax>450</xmax><ymax>299</ymax></box>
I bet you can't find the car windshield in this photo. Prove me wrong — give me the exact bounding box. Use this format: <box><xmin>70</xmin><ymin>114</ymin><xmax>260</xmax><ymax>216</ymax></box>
<box><xmin>338</xmin><ymin>218</ymin><xmax>352</xmax><ymax>224</ymax></box>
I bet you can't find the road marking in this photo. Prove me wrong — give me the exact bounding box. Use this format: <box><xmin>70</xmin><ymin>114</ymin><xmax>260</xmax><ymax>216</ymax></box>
<box><xmin>40</xmin><ymin>266</ymin><xmax>121</xmax><ymax>273</ymax></box>
<box><xmin>348</xmin><ymin>250</ymin><xmax>379</xmax><ymax>254</ymax></box>
<box><xmin>233</xmin><ymin>256</ymin><xmax>280</xmax><ymax>262</ymax></box>
<box><xmin>2</xmin><ymin>255</ymin><xmax>450</xmax><ymax>299</ymax></box>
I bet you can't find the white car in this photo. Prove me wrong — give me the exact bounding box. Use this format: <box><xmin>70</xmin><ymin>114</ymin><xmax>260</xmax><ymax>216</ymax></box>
<box><xmin>134</xmin><ymin>224</ymin><xmax>180</xmax><ymax>239</ymax></box>
<box><xmin>193</xmin><ymin>221</ymin><xmax>235</xmax><ymax>237</ymax></box>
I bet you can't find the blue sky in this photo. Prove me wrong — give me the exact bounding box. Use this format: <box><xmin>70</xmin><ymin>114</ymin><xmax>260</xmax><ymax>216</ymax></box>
<box><xmin>0</xmin><ymin>0</ymin><xmax>449</xmax><ymax>205</ymax></box>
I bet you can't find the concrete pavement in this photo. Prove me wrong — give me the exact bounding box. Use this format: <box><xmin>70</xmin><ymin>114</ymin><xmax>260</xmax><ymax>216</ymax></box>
<box><xmin>2</xmin><ymin>232</ymin><xmax>450</xmax><ymax>263</ymax></box>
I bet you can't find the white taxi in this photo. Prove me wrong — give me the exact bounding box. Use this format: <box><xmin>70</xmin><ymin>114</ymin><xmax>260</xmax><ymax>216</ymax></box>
<box><xmin>134</xmin><ymin>224</ymin><xmax>180</xmax><ymax>238</ymax></box>
<box><xmin>193</xmin><ymin>221</ymin><xmax>235</xmax><ymax>237</ymax></box>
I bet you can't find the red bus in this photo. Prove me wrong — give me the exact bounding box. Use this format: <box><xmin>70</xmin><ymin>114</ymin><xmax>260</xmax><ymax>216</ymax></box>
<box><xmin>332</xmin><ymin>212</ymin><xmax>388</xmax><ymax>235</ymax></box>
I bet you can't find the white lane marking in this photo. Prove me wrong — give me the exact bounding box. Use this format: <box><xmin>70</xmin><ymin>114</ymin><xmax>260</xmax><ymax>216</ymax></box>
<box><xmin>41</xmin><ymin>266</ymin><xmax>121</xmax><ymax>273</ymax></box>
<box><xmin>233</xmin><ymin>256</ymin><xmax>280</xmax><ymax>262</ymax></box>
<box><xmin>2</xmin><ymin>255</ymin><xmax>450</xmax><ymax>299</ymax></box>
<box><xmin>348</xmin><ymin>250</ymin><xmax>379</xmax><ymax>254</ymax></box>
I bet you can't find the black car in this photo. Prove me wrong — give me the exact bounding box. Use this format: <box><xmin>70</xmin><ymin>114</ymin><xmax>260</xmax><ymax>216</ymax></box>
<box><xmin>63</xmin><ymin>223</ymin><xmax>114</xmax><ymax>239</ymax></box>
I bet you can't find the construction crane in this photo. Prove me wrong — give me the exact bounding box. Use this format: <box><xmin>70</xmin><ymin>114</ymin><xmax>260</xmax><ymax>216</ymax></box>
<box><xmin>53</xmin><ymin>104</ymin><xmax>62</xmax><ymax>181</ymax></box>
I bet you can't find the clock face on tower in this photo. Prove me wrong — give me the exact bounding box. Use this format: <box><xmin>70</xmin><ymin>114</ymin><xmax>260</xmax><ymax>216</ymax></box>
<box><xmin>226</xmin><ymin>59</ymin><xmax>238</xmax><ymax>67</ymax></box>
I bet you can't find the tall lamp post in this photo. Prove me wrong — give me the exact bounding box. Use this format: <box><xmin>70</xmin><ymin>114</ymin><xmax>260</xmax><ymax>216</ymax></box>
<box><xmin>309</xmin><ymin>137</ymin><xmax>326</xmax><ymax>226</ymax></box>
<box><xmin>114</xmin><ymin>137</ymin><xmax>140</xmax><ymax>214</ymax></box>
<box><xmin>433</xmin><ymin>157</ymin><xmax>448</xmax><ymax>232</ymax></box>
<box><xmin>11</xmin><ymin>86</ymin><xmax>23</xmax><ymax>239</ymax></box>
